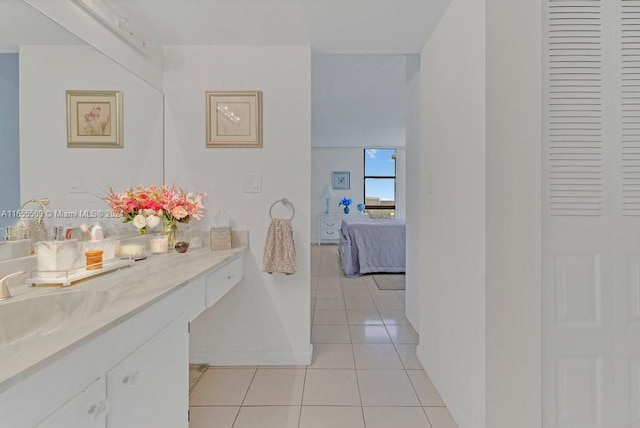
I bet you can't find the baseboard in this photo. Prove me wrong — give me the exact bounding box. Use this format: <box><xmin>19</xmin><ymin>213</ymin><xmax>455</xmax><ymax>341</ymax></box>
<box><xmin>190</xmin><ymin>346</ymin><xmax>313</xmax><ymax>366</ymax></box>
<box><xmin>416</xmin><ymin>344</ymin><xmax>474</xmax><ymax>428</ymax></box>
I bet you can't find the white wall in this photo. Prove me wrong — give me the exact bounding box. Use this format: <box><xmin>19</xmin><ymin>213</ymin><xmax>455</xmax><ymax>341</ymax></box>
<box><xmin>312</xmin><ymin>54</ymin><xmax>406</xmax><ymax>148</ymax></box>
<box><xmin>404</xmin><ymin>54</ymin><xmax>420</xmax><ymax>331</ymax></box>
<box><xmin>417</xmin><ymin>0</ymin><xmax>486</xmax><ymax>427</ymax></box>
<box><xmin>485</xmin><ymin>0</ymin><xmax>541</xmax><ymax>427</ymax></box>
<box><xmin>163</xmin><ymin>46</ymin><xmax>312</xmax><ymax>365</ymax></box>
<box><xmin>311</xmin><ymin>147</ymin><xmax>364</xmax><ymax>242</ymax></box>
<box><xmin>19</xmin><ymin>45</ymin><xmax>164</xmax><ymax>230</ymax></box>
<box><xmin>24</xmin><ymin>0</ymin><xmax>164</xmax><ymax>91</ymax></box>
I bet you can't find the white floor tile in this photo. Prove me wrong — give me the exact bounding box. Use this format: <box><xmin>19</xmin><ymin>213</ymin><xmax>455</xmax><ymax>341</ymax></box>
<box><xmin>386</xmin><ymin>325</ymin><xmax>419</xmax><ymax>344</ymax></box>
<box><xmin>311</xmin><ymin>325</ymin><xmax>351</xmax><ymax>344</ymax></box>
<box><xmin>243</xmin><ymin>368</ymin><xmax>305</xmax><ymax>406</ymax></box>
<box><xmin>347</xmin><ymin>310</ymin><xmax>384</xmax><ymax>325</ymax></box>
<box><xmin>341</xmin><ymin>282</ymin><xmax>370</xmax><ymax>292</ymax></box>
<box><xmin>233</xmin><ymin>406</ymin><xmax>300</xmax><ymax>428</ymax></box>
<box><xmin>357</xmin><ymin>370</ymin><xmax>421</xmax><ymax>407</ymax></box>
<box><xmin>379</xmin><ymin>310</ymin><xmax>410</xmax><ymax>325</ymax></box>
<box><xmin>343</xmin><ymin>289</ymin><xmax>373</xmax><ymax>300</ymax></box>
<box><xmin>349</xmin><ymin>325</ymin><xmax>392</xmax><ymax>344</ymax></box>
<box><xmin>314</xmin><ymin>298</ymin><xmax>346</xmax><ymax>310</ymax></box>
<box><xmin>424</xmin><ymin>407</ymin><xmax>458</xmax><ymax>428</ymax></box>
<box><xmin>310</xmin><ymin>344</ymin><xmax>355</xmax><ymax>369</ymax></box>
<box><xmin>353</xmin><ymin>344</ymin><xmax>403</xmax><ymax>369</ymax></box>
<box><xmin>299</xmin><ymin>406</ymin><xmax>364</xmax><ymax>428</ymax></box>
<box><xmin>188</xmin><ymin>406</ymin><xmax>239</xmax><ymax>428</ymax></box>
<box><xmin>344</xmin><ymin>296</ymin><xmax>378</xmax><ymax>310</ymax></box>
<box><xmin>396</xmin><ymin>290</ymin><xmax>406</xmax><ymax>302</ymax></box>
<box><xmin>373</xmin><ymin>295</ymin><xmax>406</xmax><ymax>311</ymax></box>
<box><xmin>189</xmin><ymin>368</ymin><xmax>256</xmax><ymax>406</ymax></box>
<box><xmin>394</xmin><ymin>344</ymin><xmax>424</xmax><ymax>370</ymax></box>
<box><xmin>303</xmin><ymin>369</ymin><xmax>361</xmax><ymax>406</ymax></box>
<box><xmin>363</xmin><ymin>407</ymin><xmax>432</xmax><ymax>428</ymax></box>
<box><xmin>317</xmin><ymin>278</ymin><xmax>342</xmax><ymax>289</ymax></box>
<box><xmin>313</xmin><ymin>310</ymin><xmax>348</xmax><ymax>325</ymax></box>
<box><xmin>316</xmin><ymin>288</ymin><xmax>344</xmax><ymax>299</ymax></box>
<box><xmin>407</xmin><ymin>370</ymin><xmax>446</xmax><ymax>407</ymax></box>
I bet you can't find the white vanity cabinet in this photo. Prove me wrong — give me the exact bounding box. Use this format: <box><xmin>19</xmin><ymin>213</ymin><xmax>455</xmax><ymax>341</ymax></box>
<box><xmin>0</xmin><ymin>249</ymin><xmax>246</xmax><ymax>428</ymax></box>
<box><xmin>106</xmin><ymin>315</ymin><xmax>188</xmax><ymax>428</ymax></box>
<box><xmin>205</xmin><ymin>256</ymin><xmax>243</xmax><ymax>307</ymax></box>
<box><xmin>36</xmin><ymin>377</ymin><xmax>107</xmax><ymax>428</ymax></box>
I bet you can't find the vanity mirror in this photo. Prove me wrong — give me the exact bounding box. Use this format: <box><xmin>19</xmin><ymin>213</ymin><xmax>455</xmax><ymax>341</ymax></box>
<box><xmin>0</xmin><ymin>0</ymin><xmax>163</xmax><ymax>248</ymax></box>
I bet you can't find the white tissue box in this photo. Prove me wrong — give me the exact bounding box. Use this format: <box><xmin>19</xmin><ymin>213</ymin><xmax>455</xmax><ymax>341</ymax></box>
<box><xmin>210</xmin><ymin>227</ymin><xmax>231</xmax><ymax>250</ymax></box>
<box><xmin>36</xmin><ymin>240</ymin><xmax>80</xmax><ymax>277</ymax></box>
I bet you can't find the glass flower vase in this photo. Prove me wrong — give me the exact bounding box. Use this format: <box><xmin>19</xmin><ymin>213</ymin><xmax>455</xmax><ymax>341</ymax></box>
<box><xmin>163</xmin><ymin>218</ymin><xmax>177</xmax><ymax>248</ymax></box>
<box><xmin>343</xmin><ymin>206</ymin><xmax>350</xmax><ymax>214</ymax></box>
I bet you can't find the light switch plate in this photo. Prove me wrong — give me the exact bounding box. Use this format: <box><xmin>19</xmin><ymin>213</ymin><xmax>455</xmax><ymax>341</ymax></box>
<box><xmin>243</xmin><ymin>173</ymin><xmax>262</xmax><ymax>193</ymax></box>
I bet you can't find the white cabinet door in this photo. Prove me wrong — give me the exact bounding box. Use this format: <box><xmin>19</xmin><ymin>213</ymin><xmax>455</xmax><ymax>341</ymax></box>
<box><xmin>106</xmin><ymin>315</ymin><xmax>189</xmax><ymax>428</ymax></box>
<box><xmin>37</xmin><ymin>377</ymin><xmax>107</xmax><ymax>428</ymax></box>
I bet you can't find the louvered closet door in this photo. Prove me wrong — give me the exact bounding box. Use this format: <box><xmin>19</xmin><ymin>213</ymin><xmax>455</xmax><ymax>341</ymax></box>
<box><xmin>543</xmin><ymin>1</ymin><xmax>616</xmax><ymax>427</ymax></box>
<box><xmin>545</xmin><ymin>1</ymin><xmax>640</xmax><ymax>427</ymax></box>
<box><xmin>613</xmin><ymin>2</ymin><xmax>640</xmax><ymax>426</ymax></box>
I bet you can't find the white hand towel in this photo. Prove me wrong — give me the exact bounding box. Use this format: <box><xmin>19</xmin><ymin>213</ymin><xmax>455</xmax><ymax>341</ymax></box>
<box><xmin>262</xmin><ymin>218</ymin><xmax>296</xmax><ymax>275</ymax></box>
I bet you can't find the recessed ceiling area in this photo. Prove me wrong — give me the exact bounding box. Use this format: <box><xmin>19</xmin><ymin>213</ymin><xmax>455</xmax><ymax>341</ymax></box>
<box><xmin>106</xmin><ymin>0</ymin><xmax>450</xmax><ymax>53</ymax></box>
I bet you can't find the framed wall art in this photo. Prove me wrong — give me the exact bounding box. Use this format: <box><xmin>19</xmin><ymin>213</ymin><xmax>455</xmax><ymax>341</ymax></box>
<box><xmin>333</xmin><ymin>171</ymin><xmax>350</xmax><ymax>189</ymax></box>
<box><xmin>206</xmin><ymin>90</ymin><xmax>262</xmax><ymax>148</ymax></box>
<box><xmin>66</xmin><ymin>90</ymin><xmax>123</xmax><ymax>148</ymax></box>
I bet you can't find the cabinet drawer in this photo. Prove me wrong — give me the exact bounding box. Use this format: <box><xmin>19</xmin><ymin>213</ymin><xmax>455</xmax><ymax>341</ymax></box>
<box><xmin>321</xmin><ymin>215</ymin><xmax>341</xmax><ymax>228</ymax></box>
<box><xmin>37</xmin><ymin>377</ymin><xmax>107</xmax><ymax>428</ymax></box>
<box><xmin>320</xmin><ymin>229</ymin><xmax>340</xmax><ymax>239</ymax></box>
<box><xmin>205</xmin><ymin>255</ymin><xmax>244</xmax><ymax>307</ymax></box>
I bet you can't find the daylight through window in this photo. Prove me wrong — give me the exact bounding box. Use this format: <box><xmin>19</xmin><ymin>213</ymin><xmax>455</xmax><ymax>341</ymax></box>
<box><xmin>363</xmin><ymin>148</ymin><xmax>396</xmax><ymax>219</ymax></box>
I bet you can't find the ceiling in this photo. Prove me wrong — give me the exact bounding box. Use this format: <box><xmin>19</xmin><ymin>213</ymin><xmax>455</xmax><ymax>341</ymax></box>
<box><xmin>106</xmin><ymin>0</ymin><xmax>450</xmax><ymax>54</ymax></box>
<box><xmin>0</xmin><ymin>0</ymin><xmax>83</xmax><ymax>52</ymax></box>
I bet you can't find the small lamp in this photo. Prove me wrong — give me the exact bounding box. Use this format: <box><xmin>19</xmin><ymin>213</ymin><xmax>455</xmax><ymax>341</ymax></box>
<box><xmin>322</xmin><ymin>185</ymin><xmax>336</xmax><ymax>214</ymax></box>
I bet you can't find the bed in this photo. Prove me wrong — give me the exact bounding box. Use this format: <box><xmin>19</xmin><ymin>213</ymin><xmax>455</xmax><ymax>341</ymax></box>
<box><xmin>338</xmin><ymin>216</ymin><xmax>406</xmax><ymax>278</ymax></box>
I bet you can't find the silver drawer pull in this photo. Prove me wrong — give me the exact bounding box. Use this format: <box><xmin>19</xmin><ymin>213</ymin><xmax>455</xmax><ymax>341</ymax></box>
<box><xmin>122</xmin><ymin>371</ymin><xmax>140</xmax><ymax>387</ymax></box>
<box><xmin>326</xmin><ymin>223</ymin><xmax>335</xmax><ymax>226</ymax></box>
<box><xmin>88</xmin><ymin>400</ymin><xmax>108</xmax><ymax>419</ymax></box>
<box><xmin>327</xmin><ymin>231</ymin><xmax>334</xmax><ymax>235</ymax></box>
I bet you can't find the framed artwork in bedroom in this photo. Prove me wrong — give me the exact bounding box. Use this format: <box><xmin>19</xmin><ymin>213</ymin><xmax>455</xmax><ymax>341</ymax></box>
<box><xmin>332</xmin><ymin>171</ymin><xmax>350</xmax><ymax>189</ymax></box>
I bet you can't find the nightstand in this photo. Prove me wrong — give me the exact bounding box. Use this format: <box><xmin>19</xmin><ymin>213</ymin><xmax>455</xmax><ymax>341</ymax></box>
<box><xmin>318</xmin><ymin>213</ymin><xmax>368</xmax><ymax>245</ymax></box>
<box><xmin>319</xmin><ymin>214</ymin><xmax>342</xmax><ymax>244</ymax></box>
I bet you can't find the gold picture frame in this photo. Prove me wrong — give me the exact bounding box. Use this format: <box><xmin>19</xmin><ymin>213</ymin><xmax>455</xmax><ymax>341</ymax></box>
<box><xmin>66</xmin><ymin>90</ymin><xmax>123</xmax><ymax>148</ymax></box>
<box><xmin>206</xmin><ymin>90</ymin><xmax>262</xmax><ymax>148</ymax></box>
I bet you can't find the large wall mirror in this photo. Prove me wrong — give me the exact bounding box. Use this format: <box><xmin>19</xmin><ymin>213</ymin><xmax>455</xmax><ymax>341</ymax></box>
<box><xmin>0</xmin><ymin>0</ymin><xmax>163</xmax><ymax>244</ymax></box>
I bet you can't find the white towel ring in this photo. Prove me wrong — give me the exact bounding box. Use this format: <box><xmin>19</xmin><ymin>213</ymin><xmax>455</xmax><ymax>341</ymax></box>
<box><xmin>269</xmin><ymin>198</ymin><xmax>295</xmax><ymax>220</ymax></box>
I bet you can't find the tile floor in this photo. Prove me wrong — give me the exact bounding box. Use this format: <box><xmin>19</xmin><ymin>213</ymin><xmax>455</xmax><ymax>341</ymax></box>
<box><xmin>189</xmin><ymin>244</ymin><xmax>457</xmax><ymax>428</ymax></box>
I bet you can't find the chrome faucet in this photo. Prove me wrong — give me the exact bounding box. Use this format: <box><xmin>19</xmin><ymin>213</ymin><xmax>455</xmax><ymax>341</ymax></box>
<box><xmin>0</xmin><ymin>271</ymin><xmax>24</xmax><ymax>301</ymax></box>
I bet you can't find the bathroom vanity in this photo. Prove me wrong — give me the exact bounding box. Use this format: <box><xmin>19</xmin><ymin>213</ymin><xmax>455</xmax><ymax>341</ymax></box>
<box><xmin>0</xmin><ymin>245</ymin><xmax>245</xmax><ymax>428</ymax></box>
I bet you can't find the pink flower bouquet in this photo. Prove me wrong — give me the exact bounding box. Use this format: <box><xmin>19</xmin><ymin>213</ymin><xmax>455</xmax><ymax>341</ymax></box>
<box><xmin>104</xmin><ymin>185</ymin><xmax>205</xmax><ymax>235</ymax></box>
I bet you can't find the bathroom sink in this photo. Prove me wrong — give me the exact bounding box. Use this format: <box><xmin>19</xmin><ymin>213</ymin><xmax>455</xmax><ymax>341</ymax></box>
<box><xmin>0</xmin><ymin>240</ymin><xmax>31</xmax><ymax>262</ymax></box>
<box><xmin>0</xmin><ymin>290</ymin><xmax>116</xmax><ymax>350</ymax></box>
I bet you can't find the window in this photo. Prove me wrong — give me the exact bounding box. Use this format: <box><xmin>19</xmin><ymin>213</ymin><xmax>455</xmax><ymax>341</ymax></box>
<box><xmin>364</xmin><ymin>148</ymin><xmax>396</xmax><ymax>219</ymax></box>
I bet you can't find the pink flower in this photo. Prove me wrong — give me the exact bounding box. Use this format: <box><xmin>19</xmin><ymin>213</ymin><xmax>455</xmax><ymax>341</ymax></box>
<box><xmin>171</xmin><ymin>206</ymin><xmax>189</xmax><ymax>220</ymax></box>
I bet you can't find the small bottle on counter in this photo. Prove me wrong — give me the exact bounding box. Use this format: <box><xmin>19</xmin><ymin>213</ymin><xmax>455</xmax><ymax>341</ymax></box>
<box><xmin>85</xmin><ymin>250</ymin><xmax>103</xmax><ymax>270</ymax></box>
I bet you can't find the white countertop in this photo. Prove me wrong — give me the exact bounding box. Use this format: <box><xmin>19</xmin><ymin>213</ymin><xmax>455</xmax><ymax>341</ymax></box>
<box><xmin>0</xmin><ymin>244</ymin><xmax>246</xmax><ymax>393</ymax></box>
